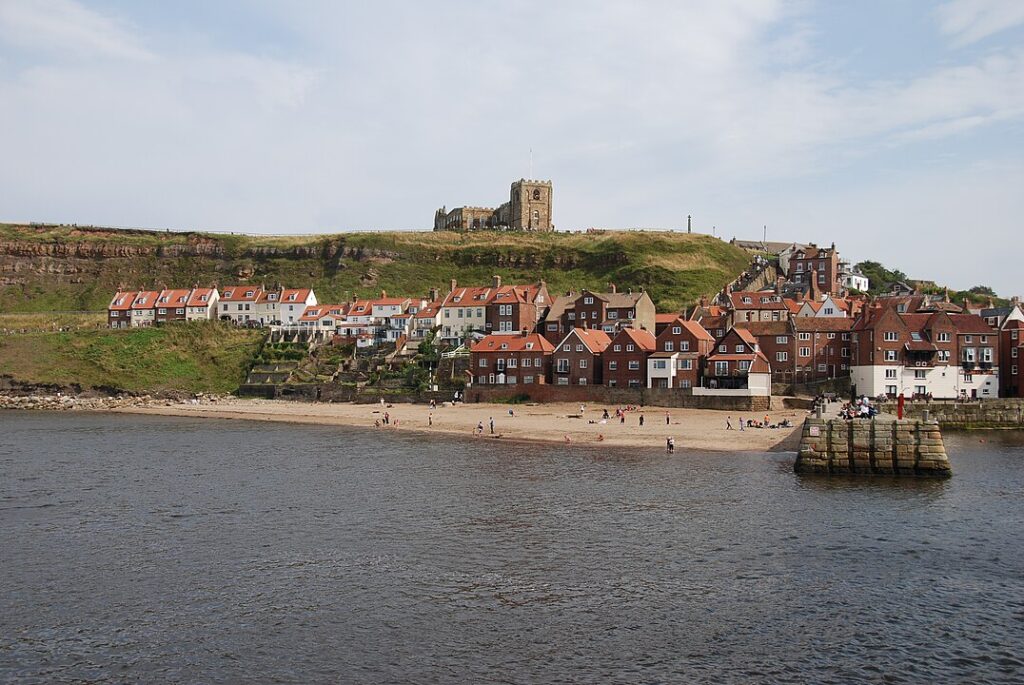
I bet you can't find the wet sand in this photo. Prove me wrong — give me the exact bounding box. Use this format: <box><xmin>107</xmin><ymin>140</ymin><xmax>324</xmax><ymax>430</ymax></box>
<box><xmin>109</xmin><ymin>398</ymin><xmax>806</xmax><ymax>453</ymax></box>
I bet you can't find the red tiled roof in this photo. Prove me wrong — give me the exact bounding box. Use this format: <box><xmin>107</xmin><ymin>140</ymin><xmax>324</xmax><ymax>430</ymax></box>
<box><xmin>792</xmin><ymin>318</ymin><xmax>853</xmax><ymax>332</ymax></box>
<box><xmin>472</xmin><ymin>334</ymin><xmax>555</xmax><ymax>353</ymax></box>
<box><xmin>730</xmin><ymin>292</ymin><xmax>789</xmax><ymax>310</ymax></box>
<box><xmin>186</xmin><ymin>288</ymin><xmax>216</xmax><ymax>307</ymax></box>
<box><xmin>562</xmin><ymin>327</ymin><xmax>613</xmax><ymax>353</ymax></box>
<box><xmin>220</xmin><ymin>285</ymin><xmax>263</xmax><ymax>302</ymax></box>
<box><xmin>949</xmin><ymin>314</ymin><xmax>998</xmax><ymax>335</ymax></box>
<box><xmin>157</xmin><ymin>289</ymin><xmax>192</xmax><ymax>307</ymax></box>
<box><xmin>109</xmin><ymin>291</ymin><xmax>137</xmax><ymax>311</ymax></box>
<box><xmin>613</xmin><ymin>327</ymin><xmax>657</xmax><ymax>350</ymax></box>
<box><xmin>281</xmin><ymin>288</ymin><xmax>313</xmax><ymax>303</ymax></box>
<box><xmin>130</xmin><ymin>290</ymin><xmax>160</xmax><ymax>309</ymax></box>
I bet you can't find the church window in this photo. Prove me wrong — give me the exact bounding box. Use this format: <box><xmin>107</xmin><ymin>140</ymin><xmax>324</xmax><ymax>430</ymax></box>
<box><xmin>532</xmin><ymin>189</ymin><xmax>541</xmax><ymax>200</ymax></box>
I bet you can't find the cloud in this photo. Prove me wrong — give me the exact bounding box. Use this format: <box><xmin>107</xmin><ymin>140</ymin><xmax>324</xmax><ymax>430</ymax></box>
<box><xmin>936</xmin><ymin>0</ymin><xmax>1024</xmax><ymax>46</ymax></box>
<box><xmin>0</xmin><ymin>0</ymin><xmax>153</xmax><ymax>60</ymax></box>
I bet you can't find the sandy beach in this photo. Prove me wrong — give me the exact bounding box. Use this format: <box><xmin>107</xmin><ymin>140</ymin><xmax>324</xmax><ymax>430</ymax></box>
<box><xmin>109</xmin><ymin>398</ymin><xmax>807</xmax><ymax>453</ymax></box>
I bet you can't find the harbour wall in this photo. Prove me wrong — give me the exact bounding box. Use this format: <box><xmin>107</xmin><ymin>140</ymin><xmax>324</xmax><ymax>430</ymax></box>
<box><xmin>468</xmin><ymin>384</ymin><xmax>775</xmax><ymax>411</ymax></box>
<box><xmin>796</xmin><ymin>418</ymin><xmax>951</xmax><ymax>478</ymax></box>
<box><xmin>876</xmin><ymin>399</ymin><xmax>1024</xmax><ymax>429</ymax></box>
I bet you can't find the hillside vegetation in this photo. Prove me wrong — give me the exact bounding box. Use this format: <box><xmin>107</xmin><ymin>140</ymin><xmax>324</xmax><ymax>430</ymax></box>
<box><xmin>0</xmin><ymin>224</ymin><xmax>752</xmax><ymax>314</ymax></box>
<box><xmin>0</xmin><ymin>321</ymin><xmax>263</xmax><ymax>393</ymax></box>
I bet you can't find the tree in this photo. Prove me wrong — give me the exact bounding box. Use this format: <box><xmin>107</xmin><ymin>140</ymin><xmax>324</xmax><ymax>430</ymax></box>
<box><xmin>968</xmin><ymin>285</ymin><xmax>997</xmax><ymax>297</ymax></box>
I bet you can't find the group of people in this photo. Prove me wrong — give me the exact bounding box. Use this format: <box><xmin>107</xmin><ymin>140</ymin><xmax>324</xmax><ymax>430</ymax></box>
<box><xmin>841</xmin><ymin>396</ymin><xmax>878</xmax><ymax>420</ymax></box>
<box><xmin>725</xmin><ymin>414</ymin><xmax>792</xmax><ymax>430</ymax></box>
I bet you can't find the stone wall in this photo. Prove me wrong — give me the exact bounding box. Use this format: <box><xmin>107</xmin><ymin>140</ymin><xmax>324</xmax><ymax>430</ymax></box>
<box><xmin>795</xmin><ymin>418</ymin><xmax>951</xmax><ymax>477</ymax></box>
<box><xmin>876</xmin><ymin>399</ymin><xmax>1024</xmax><ymax>429</ymax></box>
<box><xmin>468</xmin><ymin>384</ymin><xmax>773</xmax><ymax>411</ymax></box>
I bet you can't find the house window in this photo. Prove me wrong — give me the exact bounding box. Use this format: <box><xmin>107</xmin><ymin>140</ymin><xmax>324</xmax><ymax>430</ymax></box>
<box><xmin>609</xmin><ymin>361</ymin><xmax>618</xmax><ymax>371</ymax></box>
<box><xmin>628</xmin><ymin>360</ymin><xmax>640</xmax><ymax>370</ymax></box>
<box><xmin>735</xmin><ymin>345</ymin><xmax>744</xmax><ymax>353</ymax></box>
<box><xmin>1013</xmin><ymin>365</ymin><xmax>1018</xmax><ymax>375</ymax></box>
<box><xmin>841</xmin><ymin>348</ymin><xmax>849</xmax><ymax>357</ymax></box>
<box><xmin>937</xmin><ymin>332</ymin><xmax>951</xmax><ymax>342</ymax></box>
<box><xmin>654</xmin><ymin>360</ymin><xmax>667</xmax><ymax>369</ymax></box>
<box><xmin>672</xmin><ymin>326</ymin><xmax>682</xmax><ymax>335</ymax></box>
<box><xmin>886</xmin><ymin>385</ymin><xmax>898</xmax><ymax>396</ymax></box>
<box><xmin>556</xmin><ymin>359</ymin><xmax>569</xmax><ymax>373</ymax></box>
<box><xmin>613</xmin><ymin>344</ymin><xmax>621</xmax><ymax>352</ymax></box>
<box><xmin>799</xmin><ymin>347</ymin><xmax>810</xmax><ymax>357</ymax></box>
<box><xmin>563</xmin><ymin>344</ymin><xmax>571</xmax><ymax>352</ymax></box>
<box><xmin>719</xmin><ymin>344</ymin><xmax>727</xmax><ymax>353</ymax></box>
<box><xmin>964</xmin><ymin>373</ymin><xmax>973</xmax><ymax>383</ymax></box>
<box><xmin>776</xmin><ymin>336</ymin><xmax>788</xmax><ymax>344</ymax></box>
<box><xmin>626</xmin><ymin>344</ymin><xmax>634</xmax><ymax>352</ymax></box>
<box><xmin>739</xmin><ymin>361</ymin><xmax>750</xmax><ymax>371</ymax></box>
<box><xmin>665</xmin><ymin>342</ymin><xmax>674</xmax><ymax>352</ymax></box>
<box><xmin>817</xmin><ymin>364</ymin><xmax>826</xmax><ymax>372</ymax></box>
<box><xmin>799</xmin><ymin>333</ymin><xmax>811</xmax><ymax>341</ymax></box>
<box><xmin>583</xmin><ymin>297</ymin><xmax>594</xmax><ymax>304</ymax></box>
<box><xmin>608</xmin><ymin>311</ymin><xmax>618</xmax><ymax>319</ymax></box>
<box><xmin>1013</xmin><ymin>348</ymin><xmax>1018</xmax><ymax>359</ymax></box>
<box><xmin>777</xmin><ymin>352</ymin><xmax>788</xmax><ymax>362</ymax></box>
<box><xmin>715</xmin><ymin>361</ymin><xmax>729</xmax><ymax>375</ymax></box>
<box><xmin>827</xmin><ymin>333</ymin><xmax>835</xmax><ymax>339</ymax></box>
<box><xmin>548</xmin><ymin>323</ymin><xmax>558</xmax><ymax>331</ymax></box>
<box><xmin>884</xmin><ymin>332</ymin><xmax>898</xmax><ymax>342</ymax></box>
<box><xmin>963</xmin><ymin>348</ymin><xmax>976</xmax><ymax>363</ymax></box>
<box><xmin>915</xmin><ymin>370</ymin><xmax>926</xmax><ymax>379</ymax></box>
<box><xmin>579</xmin><ymin>359</ymin><xmax>588</xmax><ymax>369</ymax></box>
<box><xmin>681</xmin><ymin>379</ymin><xmax>692</xmax><ymax>389</ymax></box>
<box><xmin>982</xmin><ymin>348</ymin><xmax>993</xmax><ymax>363</ymax></box>
<box><xmin>938</xmin><ymin>350</ymin><xmax>950</xmax><ymax>362</ymax></box>
<box><xmin>608</xmin><ymin>379</ymin><xmax>618</xmax><ymax>388</ymax></box>
<box><xmin>508</xmin><ymin>358</ymin><xmax>517</xmax><ymax>368</ymax></box>
<box><xmin>575</xmin><ymin>344</ymin><xmax>584</xmax><ymax>352</ymax></box>
<box><xmin>679</xmin><ymin>359</ymin><xmax>692</xmax><ymax>370</ymax></box>
<box><xmin>964</xmin><ymin>335</ymin><xmax>973</xmax><ymax>343</ymax></box>
<box><xmin>158</xmin><ymin>308</ymin><xmax>167</xmax><ymax>314</ymax></box>
<box><xmin>523</xmin><ymin>375</ymin><xmax>534</xmax><ymax>384</ymax></box>
<box><xmin>884</xmin><ymin>350</ymin><xmax>897</xmax><ymax>362</ymax></box>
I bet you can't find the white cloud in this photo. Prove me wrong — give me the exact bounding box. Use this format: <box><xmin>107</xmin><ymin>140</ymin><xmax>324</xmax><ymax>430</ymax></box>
<box><xmin>0</xmin><ymin>0</ymin><xmax>152</xmax><ymax>60</ymax></box>
<box><xmin>936</xmin><ymin>0</ymin><xmax>1024</xmax><ymax>46</ymax></box>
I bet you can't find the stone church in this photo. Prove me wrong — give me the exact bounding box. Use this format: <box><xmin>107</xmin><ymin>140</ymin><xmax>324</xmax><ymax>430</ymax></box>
<box><xmin>434</xmin><ymin>179</ymin><xmax>553</xmax><ymax>231</ymax></box>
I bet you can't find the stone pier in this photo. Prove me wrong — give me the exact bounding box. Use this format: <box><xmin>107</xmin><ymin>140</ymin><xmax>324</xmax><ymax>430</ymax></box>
<box><xmin>795</xmin><ymin>418</ymin><xmax>951</xmax><ymax>478</ymax></box>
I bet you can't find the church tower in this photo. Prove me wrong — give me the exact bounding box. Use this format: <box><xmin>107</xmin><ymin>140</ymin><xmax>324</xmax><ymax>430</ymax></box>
<box><xmin>509</xmin><ymin>179</ymin><xmax>553</xmax><ymax>231</ymax></box>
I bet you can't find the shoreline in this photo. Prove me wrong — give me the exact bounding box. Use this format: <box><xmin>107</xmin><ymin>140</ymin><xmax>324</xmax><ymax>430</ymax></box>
<box><xmin>92</xmin><ymin>398</ymin><xmax>806</xmax><ymax>454</ymax></box>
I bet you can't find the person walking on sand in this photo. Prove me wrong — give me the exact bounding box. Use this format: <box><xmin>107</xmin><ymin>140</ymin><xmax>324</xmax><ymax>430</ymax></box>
<box><xmin>726</xmin><ymin>416</ymin><xmax>733</xmax><ymax>430</ymax></box>
<box><xmin>668</xmin><ymin>437</ymin><xmax>675</xmax><ymax>453</ymax></box>
<box><xmin>620</xmin><ymin>413</ymin><xmax>625</xmax><ymax>424</ymax></box>
<box><xmin>489</xmin><ymin>417</ymin><xmax>495</xmax><ymax>435</ymax></box>
<box><xmin>428</xmin><ymin>413</ymin><xmax>433</xmax><ymax>427</ymax></box>
<box><xmin>477</xmin><ymin>421</ymin><xmax>484</xmax><ymax>436</ymax></box>
<box><xmin>579</xmin><ymin>404</ymin><xmax>585</xmax><ymax>416</ymax></box>
<box><xmin>639</xmin><ymin>414</ymin><xmax>645</xmax><ymax>427</ymax></box>
<box><xmin>665</xmin><ymin>412</ymin><xmax>670</xmax><ymax>425</ymax></box>
<box><xmin>739</xmin><ymin>417</ymin><xmax>745</xmax><ymax>431</ymax></box>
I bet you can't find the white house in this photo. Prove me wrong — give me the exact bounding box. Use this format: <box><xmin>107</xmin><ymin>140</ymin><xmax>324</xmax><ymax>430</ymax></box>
<box><xmin>219</xmin><ymin>285</ymin><xmax>264</xmax><ymax>324</ymax></box>
<box><xmin>277</xmin><ymin>288</ymin><xmax>318</xmax><ymax>325</ymax></box>
<box><xmin>130</xmin><ymin>290</ymin><xmax>159</xmax><ymax>327</ymax></box>
<box><xmin>185</xmin><ymin>287</ymin><xmax>219</xmax><ymax>321</ymax></box>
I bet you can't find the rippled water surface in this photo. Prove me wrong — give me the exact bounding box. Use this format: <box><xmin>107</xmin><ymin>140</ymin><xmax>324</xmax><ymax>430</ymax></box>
<box><xmin>2</xmin><ymin>412</ymin><xmax>1024</xmax><ymax>683</ymax></box>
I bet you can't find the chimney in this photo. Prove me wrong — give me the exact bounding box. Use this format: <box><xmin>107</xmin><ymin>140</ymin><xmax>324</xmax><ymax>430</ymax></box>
<box><xmin>943</xmin><ymin>288</ymin><xmax>950</xmax><ymax>303</ymax></box>
<box><xmin>521</xmin><ymin>328</ymin><xmax>529</xmax><ymax>336</ymax></box>
<box><xmin>351</xmin><ymin>292</ymin><xmax>358</xmax><ymax>303</ymax></box>
<box><xmin>380</xmin><ymin>289</ymin><xmax>387</xmax><ymax>298</ymax></box>
<box><xmin>687</xmin><ymin>214</ymin><xmax>692</xmax><ymax>233</ymax></box>
<box><xmin>429</xmin><ymin>287</ymin><xmax>439</xmax><ymax>302</ymax></box>
<box><xmin>449</xmin><ymin>279</ymin><xmax>457</xmax><ymax>293</ymax></box>
<box><xmin>699</xmin><ymin>294</ymin><xmax>708</xmax><ymax>308</ymax></box>
<box><xmin>810</xmin><ymin>270</ymin><xmax>821</xmax><ymax>301</ymax></box>
<box><xmin>775</xmin><ymin>277</ymin><xmax>784</xmax><ymax>295</ymax></box>
<box><xmin>1012</xmin><ymin>296</ymin><xmax>1020</xmax><ymax>306</ymax></box>
<box><xmin>988</xmin><ymin>297</ymin><xmax>995</xmax><ymax>309</ymax></box>
<box><xmin>609</xmin><ymin>283</ymin><xmax>617</xmax><ymax>293</ymax></box>
<box><xmin>492</xmin><ymin>275</ymin><xmax>501</xmax><ymax>289</ymax></box>
<box><xmin>963</xmin><ymin>297</ymin><xmax>971</xmax><ymax>312</ymax></box>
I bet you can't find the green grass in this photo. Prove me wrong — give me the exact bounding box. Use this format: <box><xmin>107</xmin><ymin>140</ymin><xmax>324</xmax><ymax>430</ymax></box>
<box><xmin>0</xmin><ymin>321</ymin><xmax>264</xmax><ymax>393</ymax></box>
<box><xmin>0</xmin><ymin>224</ymin><xmax>752</xmax><ymax>314</ymax></box>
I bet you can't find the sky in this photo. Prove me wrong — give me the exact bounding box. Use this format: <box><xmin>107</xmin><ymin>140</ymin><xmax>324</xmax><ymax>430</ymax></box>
<box><xmin>1</xmin><ymin>0</ymin><xmax>1022</xmax><ymax>295</ymax></box>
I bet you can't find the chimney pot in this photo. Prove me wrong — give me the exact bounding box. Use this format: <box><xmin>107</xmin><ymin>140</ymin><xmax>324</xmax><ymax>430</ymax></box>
<box><xmin>609</xmin><ymin>283</ymin><xmax>616</xmax><ymax>293</ymax></box>
<box><xmin>450</xmin><ymin>279</ymin><xmax>457</xmax><ymax>293</ymax></box>
<box><xmin>492</xmin><ymin>275</ymin><xmax>501</xmax><ymax>289</ymax></box>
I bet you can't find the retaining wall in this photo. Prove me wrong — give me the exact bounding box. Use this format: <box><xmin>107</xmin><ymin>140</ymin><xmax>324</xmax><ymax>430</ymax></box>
<box><xmin>795</xmin><ymin>418</ymin><xmax>951</xmax><ymax>477</ymax></box>
<box><xmin>468</xmin><ymin>384</ymin><xmax>773</xmax><ymax>411</ymax></box>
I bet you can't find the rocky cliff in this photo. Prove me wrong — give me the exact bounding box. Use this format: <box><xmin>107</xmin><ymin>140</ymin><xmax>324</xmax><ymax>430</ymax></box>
<box><xmin>0</xmin><ymin>223</ymin><xmax>752</xmax><ymax>313</ymax></box>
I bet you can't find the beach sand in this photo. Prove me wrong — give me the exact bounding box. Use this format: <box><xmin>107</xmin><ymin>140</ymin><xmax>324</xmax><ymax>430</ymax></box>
<box><xmin>110</xmin><ymin>398</ymin><xmax>806</xmax><ymax>453</ymax></box>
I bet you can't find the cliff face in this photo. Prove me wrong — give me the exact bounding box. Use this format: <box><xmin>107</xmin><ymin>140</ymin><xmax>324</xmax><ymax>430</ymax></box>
<box><xmin>0</xmin><ymin>223</ymin><xmax>752</xmax><ymax>313</ymax></box>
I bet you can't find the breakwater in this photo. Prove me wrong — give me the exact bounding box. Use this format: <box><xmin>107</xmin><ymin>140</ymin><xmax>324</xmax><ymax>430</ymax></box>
<box><xmin>796</xmin><ymin>418</ymin><xmax>951</xmax><ymax>477</ymax></box>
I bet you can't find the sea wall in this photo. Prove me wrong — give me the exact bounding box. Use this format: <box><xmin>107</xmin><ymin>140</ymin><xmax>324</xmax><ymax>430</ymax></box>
<box><xmin>468</xmin><ymin>384</ymin><xmax>773</xmax><ymax>411</ymax></box>
<box><xmin>876</xmin><ymin>399</ymin><xmax>1024</xmax><ymax>429</ymax></box>
<box><xmin>795</xmin><ymin>418</ymin><xmax>951</xmax><ymax>477</ymax></box>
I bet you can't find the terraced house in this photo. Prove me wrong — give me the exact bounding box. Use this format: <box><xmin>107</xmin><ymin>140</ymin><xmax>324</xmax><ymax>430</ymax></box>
<box><xmin>470</xmin><ymin>333</ymin><xmax>554</xmax><ymax>386</ymax></box>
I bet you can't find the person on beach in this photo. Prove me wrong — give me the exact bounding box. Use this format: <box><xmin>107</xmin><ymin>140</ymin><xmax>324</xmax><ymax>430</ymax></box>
<box><xmin>508</xmin><ymin>408</ymin><xmax>514</xmax><ymax>417</ymax></box>
<box><xmin>620</xmin><ymin>413</ymin><xmax>625</xmax><ymax>424</ymax></box>
<box><xmin>384</xmin><ymin>412</ymin><xmax>390</xmax><ymax>425</ymax></box>
<box><xmin>668</xmin><ymin>437</ymin><xmax>675</xmax><ymax>453</ymax></box>
<box><xmin>665</xmin><ymin>412</ymin><xmax>670</xmax><ymax>425</ymax></box>
<box><xmin>430</xmin><ymin>399</ymin><xmax>436</xmax><ymax>409</ymax></box>
<box><xmin>489</xmin><ymin>417</ymin><xmax>495</xmax><ymax>434</ymax></box>
<box><xmin>476</xmin><ymin>421</ymin><xmax>484</xmax><ymax>436</ymax></box>
<box><xmin>579</xmin><ymin>404</ymin><xmax>585</xmax><ymax>416</ymax></box>
<box><xmin>428</xmin><ymin>413</ymin><xmax>433</xmax><ymax>427</ymax></box>
<box><xmin>726</xmin><ymin>416</ymin><xmax>733</xmax><ymax>430</ymax></box>
<box><xmin>739</xmin><ymin>417</ymin><xmax>744</xmax><ymax>431</ymax></box>
<box><xmin>564</xmin><ymin>435</ymin><xmax>572</xmax><ymax>444</ymax></box>
<box><xmin>374</xmin><ymin>419</ymin><xmax>381</xmax><ymax>429</ymax></box>
<box><xmin>639</xmin><ymin>414</ymin><xmax>645</xmax><ymax>426</ymax></box>
<box><xmin>597</xmin><ymin>434</ymin><xmax>605</xmax><ymax>442</ymax></box>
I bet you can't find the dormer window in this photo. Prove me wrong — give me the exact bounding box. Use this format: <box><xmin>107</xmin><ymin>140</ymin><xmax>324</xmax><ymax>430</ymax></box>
<box><xmin>245</xmin><ymin>291</ymin><xmax>254</xmax><ymax>297</ymax></box>
<box><xmin>500</xmin><ymin>343</ymin><xmax>508</xmax><ymax>349</ymax></box>
<box><xmin>584</xmin><ymin>297</ymin><xmax>594</xmax><ymax>304</ymax></box>
<box><xmin>268</xmin><ymin>293</ymin><xmax>277</xmax><ymax>300</ymax></box>
<box><xmin>288</xmin><ymin>294</ymin><xmax>296</xmax><ymax>301</ymax></box>
<box><xmin>911</xmin><ymin>332</ymin><xmax>922</xmax><ymax>341</ymax></box>
<box><xmin>200</xmin><ymin>295</ymin><xmax>207</xmax><ymax>302</ymax></box>
<box><xmin>525</xmin><ymin>343</ymin><xmax>533</xmax><ymax>350</ymax></box>
<box><xmin>743</xmin><ymin>297</ymin><xmax>752</xmax><ymax>304</ymax></box>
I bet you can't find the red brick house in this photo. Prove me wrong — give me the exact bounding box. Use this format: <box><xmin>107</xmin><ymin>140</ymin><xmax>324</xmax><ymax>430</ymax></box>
<box><xmin>604</xmin><ymin>328</ymin><xmax>656</xmax><ymax>388</ymax></box>
<box><xmin>154</xmin><ymin>289</ymin><xmax>192</xmax><ymax>323</ymax></box>
<box><xmin>789</xmin><ymin>243</ymin><xmax>840</xmax><ymax>294</ymax></box>
<box><xmin>1000</xmin><ymin>319</ymin><xmax>1024</xmax><ymax>397</ymax></box>
<box><xmin>553</xmin><ymin>328</ymin><xmax>612</xmax><ymax>386</ymax></box>
<box><xmin>739</xmin><ymin>321</ymin><xmax>794</xmax><ymax>385</ymax></box>
<box><xmin>647</xmin><ymin>318</ymin><xmax>715</xmax><ymax>389</ymax></box>
<box><xmin>704</xmin><ymin>328</ymin><xmax>772</xmax><ymax>390</ymax></box>
<box><xmin>108</xmin><ymin>291</ymin><xmax>137</xmax><ymax>328</ymax></box>
<box><xmin>485</xmin><ymin>278</ymin><xmax>550</xmax><ymax>335</ymax></box>
<box><xmin>470</xmin><ymin>332</ymin><xmax>554</xmax><ymax>386</ymax></box>
<box><xmin>129</xmin><ymin>290</ymin><xmax>160</xmax><ymax>327</ymax></box>
<box><xmin>791</xmin><ymin>317</ymin><xmax>853</xmax><ymax>384</ymax></box>
<box><xmin>727</xmin><ymin>290</ymin><xmax>793</xmax><ymax>326</ymax></box>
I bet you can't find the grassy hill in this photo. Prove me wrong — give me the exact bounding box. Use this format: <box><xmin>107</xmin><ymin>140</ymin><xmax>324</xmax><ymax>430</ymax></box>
<box><xmin>0</xmin><ymin>224</ymin><xmax>752</xmax><ymax>314</ymax></box>
<box><xmin>0</xmin><ymin>321</ymin><xmax>263</xmax><ymax>394</ymax></box>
